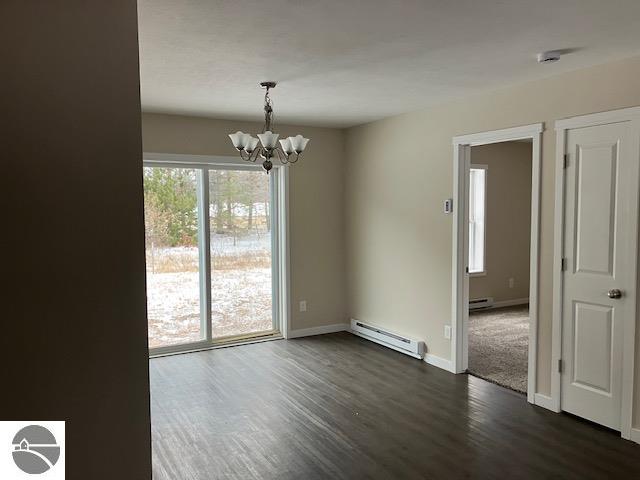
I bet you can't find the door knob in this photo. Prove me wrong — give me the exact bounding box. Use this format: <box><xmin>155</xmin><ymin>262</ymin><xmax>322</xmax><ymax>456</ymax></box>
<box><xmin>607</xmin><ymin>289</ymin><xmax>622</xmax><ymax>299</ymax></box>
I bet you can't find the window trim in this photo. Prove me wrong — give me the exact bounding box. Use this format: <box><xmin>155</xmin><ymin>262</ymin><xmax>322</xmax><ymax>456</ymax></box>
<box><xmin>143</xmin><ymin>153</ymin><xmax>290</xmax><ymax>357</ymax></box>
<box><xmin>468</xmin><ymin>164</ymin><xmax>488</xmax><ymax>276</ymax></box>
<box><xmin>468</xmin><ymin>271</ymin><xmax>487</xmax><ymax>278</ymax></box>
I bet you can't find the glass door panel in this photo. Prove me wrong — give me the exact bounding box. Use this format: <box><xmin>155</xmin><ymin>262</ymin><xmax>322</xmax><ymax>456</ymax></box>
<box><xmin>143</xmin><ymin>166</ymin><xmax>204</xmax><ymax>348</ymax></box>
<box><xmin>208</xmin><ymin>169</ymin><xmax>274</xmax><ymax>338</ymax></box>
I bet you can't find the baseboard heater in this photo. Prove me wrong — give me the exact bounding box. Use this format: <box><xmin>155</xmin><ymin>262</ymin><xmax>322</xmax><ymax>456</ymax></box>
<box><xmin>350</xmin><ymin>318</ymin><xmax>425</xmax><ymax>359</ymax></box>
<box><xmin>469</xmin><ymin>297</ymin><xmax>494</xmax><ymax>310</ymax></box>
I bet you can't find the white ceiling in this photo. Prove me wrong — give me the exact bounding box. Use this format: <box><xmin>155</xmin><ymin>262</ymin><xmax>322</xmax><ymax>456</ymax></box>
<box><xmin>138</xmin><ymin>0</ymin><xmax>640</xmax><ymax>127</ymax></box>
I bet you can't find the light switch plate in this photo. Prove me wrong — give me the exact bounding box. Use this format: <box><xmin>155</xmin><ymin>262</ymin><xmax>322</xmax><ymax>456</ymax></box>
<box><xmin>444</xmin><ymin>325</ymin><xmax>451</xmax><ymax>340</ymax></box>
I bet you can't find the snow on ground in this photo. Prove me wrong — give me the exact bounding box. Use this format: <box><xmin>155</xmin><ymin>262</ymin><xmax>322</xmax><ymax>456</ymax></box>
<box><xmin>211</xmin><ymin>232</ymin><xmax>270</xmax><ymax>256</ymax></box>
<box><xmin>146</xmin><ymin>234</ymin><xmax>273</xmax><ymax>348</ymax></box>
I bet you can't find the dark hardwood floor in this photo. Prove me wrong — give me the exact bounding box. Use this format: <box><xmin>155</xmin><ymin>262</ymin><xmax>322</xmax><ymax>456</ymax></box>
<box><xmin>150</xmin><ymin>332</ymin><xmax>640</xmax><ymax>479</ymax></box>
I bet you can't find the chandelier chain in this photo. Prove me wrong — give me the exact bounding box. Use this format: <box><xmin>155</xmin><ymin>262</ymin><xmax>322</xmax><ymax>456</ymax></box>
<box><xmin>263</xmin><ymin>85</ymin><xmax>274</xmax><ymax>133</ymax></box>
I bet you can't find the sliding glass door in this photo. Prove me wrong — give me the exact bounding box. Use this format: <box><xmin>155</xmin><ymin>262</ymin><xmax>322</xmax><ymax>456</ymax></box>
<box><xmin>208</xmin><ymin>169</ymin><xmax>274</xmax><ymax>339</ymax></box>
<box><xmin>143</xmin><ymin>159</ymin><xmax>284</xmax><ymax>354</ymax></box>
<box><xmin>144</xmin><ymin>166</ymin><xmax>204</xmax><ymax>348</ymax></box>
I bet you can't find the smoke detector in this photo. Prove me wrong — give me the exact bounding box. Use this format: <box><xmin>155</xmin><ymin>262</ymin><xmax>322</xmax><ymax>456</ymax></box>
<box><xmin>537</xmin><ymin>51</ymin><xmax>561</xmax><ymax>64</ymax></box>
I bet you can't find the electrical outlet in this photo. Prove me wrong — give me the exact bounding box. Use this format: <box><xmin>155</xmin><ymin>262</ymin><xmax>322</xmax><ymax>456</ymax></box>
<box><xmin>299</xmin><ymin>300</ymin><xmax>307</xmax><ymax>312</ymax></box>
<box><xmin>508</xmin><ymin>278</ymin><xmax>515</xmax><ymax>289</ymax></box>
<box><xmin>444</xmin><ymin>325</ymin><xmax>451</xmax><ymax>340</ymax></box>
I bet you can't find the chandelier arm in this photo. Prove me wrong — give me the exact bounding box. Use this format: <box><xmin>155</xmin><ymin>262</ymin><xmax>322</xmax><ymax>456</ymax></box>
<box><xmin>238</xmin><ymin>148</ymin><xmax>259</xmax><ymax>163</ymax></box>
<box><xmin>250</xmin><ymin>147</ymin><xmax>262</xmax><ymax>163</ymax></box>
<box><xmin>280</xmin><ymin>148</ymin><xmax>291</xmax><ymax>165</ymax></box>
<box><xmin>287</xmin><ymin>153</ymin><xmax>301</xmax><ymax>164</ymax></box>
<box><xmin>238</xmin><ymin>149</ymin><xmax>251</xmax><ymax>162</ymax></box>
<box><xmin>275</xmin><ymin>146</ymin><xmax>291</xmax><ymax>164</ymax></box>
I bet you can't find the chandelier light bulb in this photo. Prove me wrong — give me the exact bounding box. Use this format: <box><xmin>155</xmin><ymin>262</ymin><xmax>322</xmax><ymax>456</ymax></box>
<box><xmin>257</xmin><ymin>130</ymin><xmax>279</xmax><ymax>149</ymax></box>
<box><xmin>290</xmin><ymin>135</ymin><xmax>310</xmax><ymax>153</ymax></box>
<box><xmin>245</xmin><ymin>136</ymin><xmax>259</xmax><ymax>153</ymax></box>
<box><xmin>228</xmin><ymin>131</ymin><xmax>249</xmax><ymax>150</ymax></box>
<box><xmin>279</xmin><ymin>138</ymin><xmax>294</xmax><ymax>155</ymax></box>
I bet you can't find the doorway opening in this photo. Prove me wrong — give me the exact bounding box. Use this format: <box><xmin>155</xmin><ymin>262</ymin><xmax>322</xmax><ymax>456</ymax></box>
<box><xmin>467</xmin><ymin>142</ymin><xmax>532</xmax><ymax>393</ymax></box>
<box><xmin>451</xmin><ymin>123</ymin><xmax>542</xmax><ymax>403</ymax></box>
<box><xmin>143</xmin><ymin>154</ymin><xmax>290</xmax><ymax>356</ymax></box>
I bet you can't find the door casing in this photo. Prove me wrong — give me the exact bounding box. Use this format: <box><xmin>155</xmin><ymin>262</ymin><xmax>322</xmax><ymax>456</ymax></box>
<box><xmin>451</xmin><ymin>123</ymin><xmax>543</xmax><ymax>405</ymax></box>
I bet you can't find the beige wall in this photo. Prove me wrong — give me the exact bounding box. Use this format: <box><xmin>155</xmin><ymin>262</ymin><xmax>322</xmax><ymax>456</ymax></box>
<box><xmin>345</xmin><ymin>55</ymin><xmax>640</xmax><ymax>424</ymax></box>
<box><xmin>2</xmin><ymin>1</ymin><xmax>152</xmax><ymax>478</ymax></box>
<box><xmin>469</xmin><ymin>142</ymin><xmax>532</xmax><ymax>304</ymax></box>
<box><xmin>141</xmin><ymin>113</ymin><xmax>347</xmax><ymax>331</ymax></box>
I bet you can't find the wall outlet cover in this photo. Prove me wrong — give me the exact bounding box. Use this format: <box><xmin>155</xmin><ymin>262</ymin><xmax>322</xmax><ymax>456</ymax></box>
<box><xmin>299</xmin><ymin>300</ymin><xmax>307</xmax><ymax>312</ymax></box>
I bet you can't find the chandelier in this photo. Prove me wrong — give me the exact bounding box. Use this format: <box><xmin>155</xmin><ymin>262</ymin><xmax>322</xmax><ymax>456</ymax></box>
<box><xmin>228</xmin><ymin>82</ymin><xmax>309</xmax><ymax>173</ymax></box>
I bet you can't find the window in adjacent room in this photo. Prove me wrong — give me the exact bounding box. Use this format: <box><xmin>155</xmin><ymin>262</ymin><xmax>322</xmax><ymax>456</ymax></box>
<box><xmin>468</xmin><ymin>165</ymin><xmax>487</xmax><ymax>274</ymax></box>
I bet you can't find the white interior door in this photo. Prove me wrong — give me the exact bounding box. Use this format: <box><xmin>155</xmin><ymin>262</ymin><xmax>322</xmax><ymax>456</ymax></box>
<box><xmin>561</xmin><ymin>121</ymin><xmax>639</xmax><ymax>430</ymax></box>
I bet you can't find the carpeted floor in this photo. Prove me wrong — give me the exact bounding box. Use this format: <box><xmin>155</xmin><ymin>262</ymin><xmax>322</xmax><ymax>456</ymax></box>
<box><xmin>468</xmin><ymin>305</ymin><xmax>529</xmax><ymax>393</ymax></box>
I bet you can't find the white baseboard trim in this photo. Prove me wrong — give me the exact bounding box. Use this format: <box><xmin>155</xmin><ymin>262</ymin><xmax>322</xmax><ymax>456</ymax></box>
<box><xmin>288</xmin><ymin>323</ymin><xmax>349</xmax><ymax>339</ymax></box>
<box><xmin>491</xmin><ymin>298</ymin><xmax>529</xmax><ymax>309</ymax></box>
<box><xmin>630</xmin><ymin>428</ymin><xmax>640</xmax><ymax>445</ymax></box>
<box><xmin>424</xmin><ymin>353</ymin><xmax>455</xmax><ymax>373</ymax></box>
<box><xmin>534</xmin><ymin>393</ymin><xmax>560</xmax><ymax>412</ymax></box>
